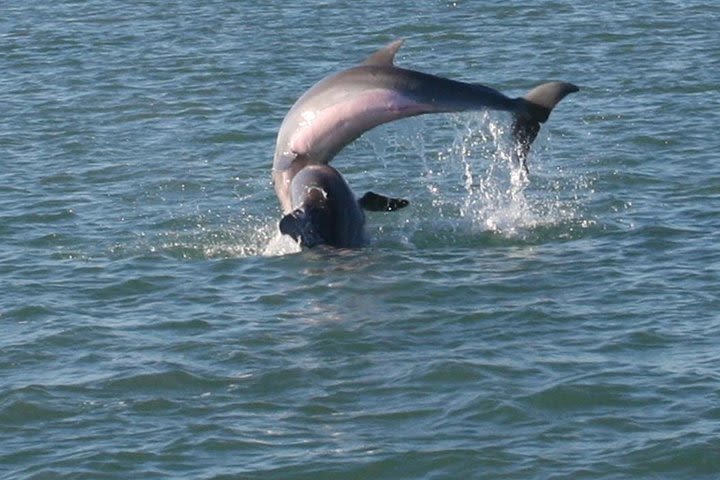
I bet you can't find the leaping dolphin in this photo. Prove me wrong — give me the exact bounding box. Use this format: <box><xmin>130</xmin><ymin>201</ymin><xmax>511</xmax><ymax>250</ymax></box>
<box><xmin>272</xmin><ymin>39</ymin><xmax>578</xmax><ymax>248</ymax></box>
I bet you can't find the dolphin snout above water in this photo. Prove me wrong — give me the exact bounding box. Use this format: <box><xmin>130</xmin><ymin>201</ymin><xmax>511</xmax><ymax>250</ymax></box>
<box><xmin>271</xmin><ymin>39</ymin><xmax>579</xmax><ymax>249</ymax></box>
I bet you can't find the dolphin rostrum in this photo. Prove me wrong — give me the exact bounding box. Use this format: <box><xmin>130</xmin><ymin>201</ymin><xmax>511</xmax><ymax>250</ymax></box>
<box><xmin>272</xmin><ymin>39</ymin><xmax>578</xmax><ymax>248</ymax></box>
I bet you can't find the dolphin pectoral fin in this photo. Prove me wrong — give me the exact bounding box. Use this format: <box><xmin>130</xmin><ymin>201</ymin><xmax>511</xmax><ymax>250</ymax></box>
<box><xmin>512</xmin><ymin>82</ymin><xmax>579</xmax><ymax>171</ymax></box>
<box><xmin>359</xmin><ymin>191</ymin><xmax>410</xmax><ymax>212</ymax></box>
<box><xmin>361</xmin><ymin>39</ymin><xmax>404</xmax><ymax>66</ymax></box>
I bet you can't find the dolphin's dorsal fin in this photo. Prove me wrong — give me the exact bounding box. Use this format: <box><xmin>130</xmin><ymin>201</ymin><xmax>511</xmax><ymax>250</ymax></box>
<box><xmin>361</xmin><ymin>39</ymin><xmax>404</xmax><ymax>66</ymax></box>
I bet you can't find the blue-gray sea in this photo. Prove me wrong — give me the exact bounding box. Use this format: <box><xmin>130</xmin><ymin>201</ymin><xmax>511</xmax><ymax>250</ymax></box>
<box><xmin>2</xmin><ymin>1</ymin><xmax>719</xmax><ymax>478</ymax></box>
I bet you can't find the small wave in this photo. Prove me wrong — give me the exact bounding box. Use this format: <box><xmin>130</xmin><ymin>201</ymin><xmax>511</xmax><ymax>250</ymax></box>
<box><xmin>0</xmin><ymin>398</ymin><xmax>75</xmax><ymax>425</ymax></box>
<box><xmin>103</xmin><ymin>368</ymin><xmax>224</xmax><ymax>392</ymax></box>
<box><xmin>0</xmin><ymin>385</ymin><xmax>75</xmax><ymax>425</ymax></box>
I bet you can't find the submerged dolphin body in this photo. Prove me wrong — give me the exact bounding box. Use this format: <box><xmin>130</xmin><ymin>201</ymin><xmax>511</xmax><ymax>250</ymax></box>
<box><xmin>272</xmin><ymin>40</ymin><xmax>578</xmax><ymax>248</ymax></box>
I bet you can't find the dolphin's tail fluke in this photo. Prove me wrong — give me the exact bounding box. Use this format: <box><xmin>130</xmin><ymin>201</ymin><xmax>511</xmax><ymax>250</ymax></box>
<box><xmin>512</xmin><ymin>82</ymin><xmax>579</xmax><ymax>172</ymax></box>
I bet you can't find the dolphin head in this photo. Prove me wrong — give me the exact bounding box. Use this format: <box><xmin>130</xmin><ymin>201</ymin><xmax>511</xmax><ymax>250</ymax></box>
<box><xmin>279</xmin><ymin>187</ymin><xmax>340</xmax><ymax>248</ymax></box>
<box><xmin>279</xmin><ymin>208</ymin><xmax>324</xmax><ymax>248</ymax></box>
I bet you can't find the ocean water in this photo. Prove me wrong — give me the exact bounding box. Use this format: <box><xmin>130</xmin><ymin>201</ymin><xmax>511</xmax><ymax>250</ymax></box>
<box><xmin>2</xmin><ymin>1</ymin><xmax>719</xmax><ymax>478</ymax></box>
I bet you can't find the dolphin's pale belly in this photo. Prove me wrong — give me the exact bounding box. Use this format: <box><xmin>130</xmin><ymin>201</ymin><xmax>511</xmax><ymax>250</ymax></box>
<box><xmin>288</xmin><ymin>89</ymin><xmax>430</xmax><ymax>165</ymax></box>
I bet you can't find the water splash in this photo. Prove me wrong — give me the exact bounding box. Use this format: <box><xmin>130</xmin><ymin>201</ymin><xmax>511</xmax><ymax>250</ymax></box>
<box><xmin>262</xmin><ymin>230</ymin><xmax>302</xmax><ymax>257</ymax></box>
<box><xmin>132</xmin><ymin>112</ymin><xmax>591</xmax><ymax>259</ymax></box>
<box><xmin>422</xmin><ymin>112</ymin><xmax>591</xmax><ymax>239</ymax></box>
<box><xmin>114</xmin><ymin>207</ymin><xmax>298</xmax><ymax>260</ymax></box>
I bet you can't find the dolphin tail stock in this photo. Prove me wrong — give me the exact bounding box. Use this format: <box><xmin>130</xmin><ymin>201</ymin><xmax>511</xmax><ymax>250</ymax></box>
<box><xmin>358</xmin><ymin>192</ymin><xmax>410</xmax><ymax>212</ymax></box>
<box><xmin>511</xmin><ymin>81</ymin><xmax>579</xmax><ymax>172</ymax></box>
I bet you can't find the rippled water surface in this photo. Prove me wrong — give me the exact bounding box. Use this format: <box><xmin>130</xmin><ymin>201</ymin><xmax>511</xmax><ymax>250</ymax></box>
<box><xmin>2</xmin><ymin>1</ymin><xmax>720</xmax><ymax>478</ymax></box>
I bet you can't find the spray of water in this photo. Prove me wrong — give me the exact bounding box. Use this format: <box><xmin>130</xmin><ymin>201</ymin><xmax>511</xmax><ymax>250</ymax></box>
<box><xmin>118</xmin><ymin>202</ymin><xmax>298</xmax><ymax>260</ymax></box>
<box><xmin>137</xmin><ymin>112</ymin><xmax>591</xmax><ymax>259</ymax></box>
<box><xmin>422</xmin><ymin>112</ymin><xmax>591</xmax><ymax>239</ymax></box>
